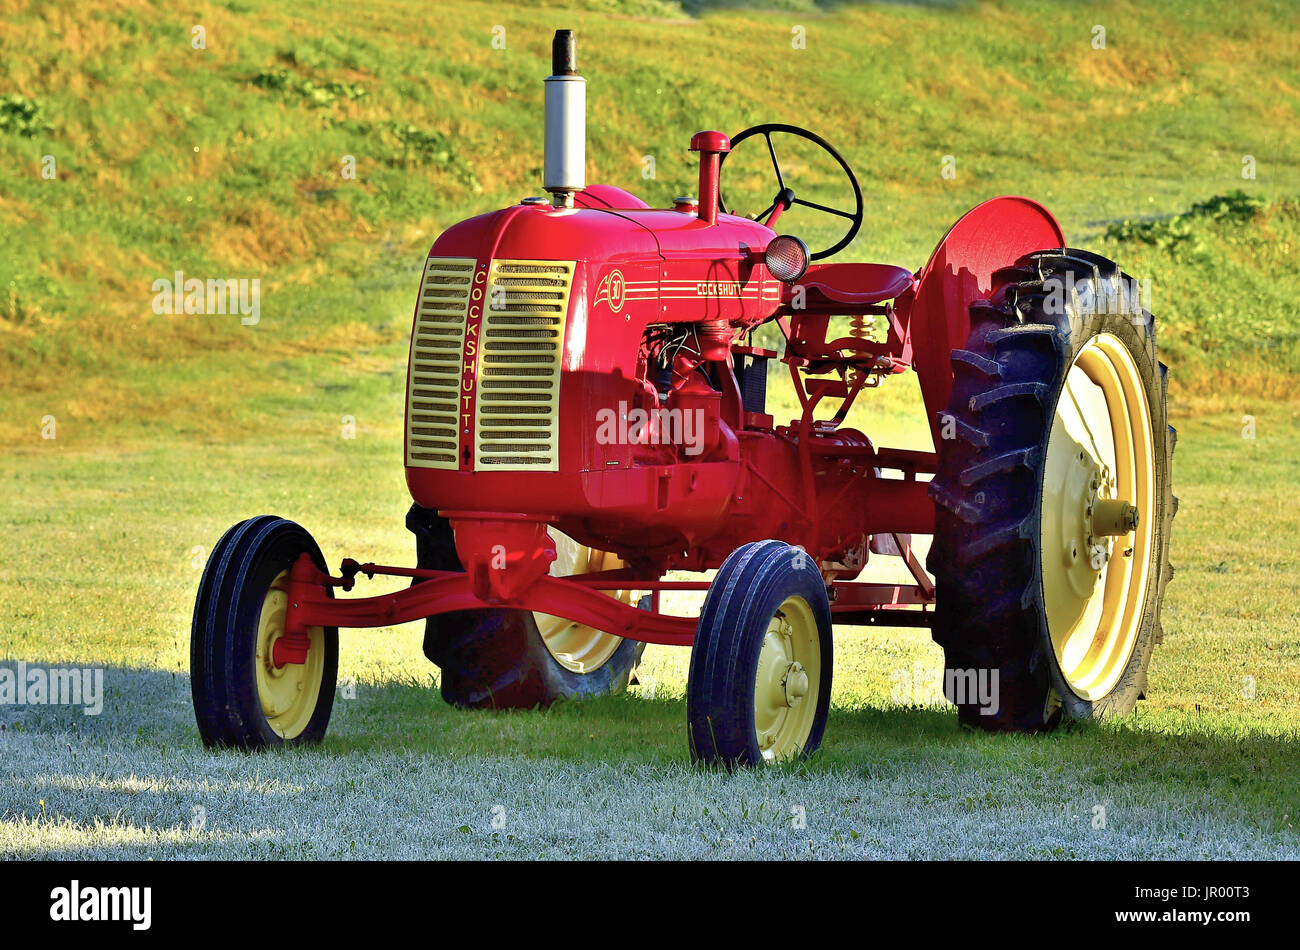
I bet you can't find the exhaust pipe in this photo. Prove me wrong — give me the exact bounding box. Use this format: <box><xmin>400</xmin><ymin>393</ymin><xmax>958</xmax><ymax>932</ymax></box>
<box><xmin>544</xmin><ymin>30</ymin><xmax>585</xmax><ymax>208</ymax></box>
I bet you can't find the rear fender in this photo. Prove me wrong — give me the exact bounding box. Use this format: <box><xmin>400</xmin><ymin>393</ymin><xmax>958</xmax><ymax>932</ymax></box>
<box><xmin>908</xmin><ymin>196</ymin><xmax>1065</xmax><ymax>446</ymax></box>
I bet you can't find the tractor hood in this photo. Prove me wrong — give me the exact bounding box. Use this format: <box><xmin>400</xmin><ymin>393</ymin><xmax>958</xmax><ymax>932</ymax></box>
<box><xmin>428</xmin><ymin>202</ymin><xmax>660</xmax><ymax>266</ymax></box>
<box><xmin>428</xmin><ymin>200</ymin><xmax>775</xmax><ymax>269</ymax></box>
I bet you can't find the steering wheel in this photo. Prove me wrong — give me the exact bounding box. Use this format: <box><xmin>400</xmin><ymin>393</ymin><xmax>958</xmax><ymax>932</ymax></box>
<box><xmin>718</xmin><ymin>123</ymin><xmax>864</xmax><ymax>260</ymax></box>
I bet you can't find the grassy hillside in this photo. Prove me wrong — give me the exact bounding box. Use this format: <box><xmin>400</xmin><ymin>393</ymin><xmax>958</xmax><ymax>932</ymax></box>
<box><xmin>1</xmin><ymin>0</ymin><xmax>1298</xmax><ymax>449</ymax></box>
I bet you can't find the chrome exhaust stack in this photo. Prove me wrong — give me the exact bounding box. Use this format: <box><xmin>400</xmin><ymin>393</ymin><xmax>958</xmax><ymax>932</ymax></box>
<box><xmin>544</xmin><ymin>30</ymin><xmax>585</xmax><ymax>208</ymax></box>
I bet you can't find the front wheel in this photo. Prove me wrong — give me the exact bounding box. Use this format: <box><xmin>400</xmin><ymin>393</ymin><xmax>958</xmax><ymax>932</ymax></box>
<box><xmin>191</xmin><ymin>516</ymin><xmax>339</xmax><ymax>748</ymax></box>
<box><xmin>687</xmin><ymin>541</ymin><xmax>833</xmax><ymax>768</ymax></box>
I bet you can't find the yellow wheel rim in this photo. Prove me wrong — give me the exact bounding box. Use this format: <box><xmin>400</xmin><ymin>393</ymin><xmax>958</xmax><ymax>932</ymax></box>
<box><xmin>533</xmin><ymin>531</ymin><xmax>633</xmax><ymax>674</ymax></box>
<box><xmin>1041</xmin><ymin>334</ymin><xmax>1155</xmax><ymax>700</ymax></box>
<box><xmin>253</xmin><ymin>570</ymin><xmax>325</xmax><ymax>739</ymax></box>
<box><xmin>753</xmin><ymin>595</ymin><xmax>822</xmax><ymax>762</ymax></box>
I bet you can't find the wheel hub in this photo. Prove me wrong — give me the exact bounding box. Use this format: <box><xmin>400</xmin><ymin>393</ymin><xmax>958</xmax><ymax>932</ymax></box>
<box><xmin>784</xmin><ymin>662</ymin><xmax>809</xmax><ymax>705</ymax></box>
<box><xmin>752</xmin><ymin>599</ymin><xmax>822</xmax><ymax>760</ymax></box>
<box><xmin>254</xmin><ymin>571</ymin><xmax>324</xmax><ymax>738</ymax></box>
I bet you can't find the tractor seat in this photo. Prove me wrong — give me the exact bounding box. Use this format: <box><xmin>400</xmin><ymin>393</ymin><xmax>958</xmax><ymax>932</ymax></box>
<box><xmin>797</xmin><ymin>262</ymin><xmax>914</xmax><ymax>306</ymax></box>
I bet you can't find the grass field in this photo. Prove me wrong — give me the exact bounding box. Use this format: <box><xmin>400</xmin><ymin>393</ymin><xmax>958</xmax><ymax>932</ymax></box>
<box><xmin>2</xmin><ymin>0</ymin><xmax>1299</xmax><ymax>859</ymax></box>
<box><xmin>2</xmin><ymin>392</ymin><xmax>1299</xmax><ymax>859</ymax></box>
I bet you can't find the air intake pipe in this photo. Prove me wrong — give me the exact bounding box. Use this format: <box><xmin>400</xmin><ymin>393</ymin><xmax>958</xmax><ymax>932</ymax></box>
<box><xmin>690</xmin><ymin>131</ymin><xmax>731</xmax><ymax>226</ymax></box>
<box><xmin>544</xmin><ymin>30</ymin><xmax>585</xmax><ymax>207</ymax></box>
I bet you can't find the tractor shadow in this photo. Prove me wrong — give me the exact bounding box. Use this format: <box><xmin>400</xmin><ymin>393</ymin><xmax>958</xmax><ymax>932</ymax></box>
<box><xmin>5</xmin><ymin>660</ymin><xmax>1299</xmax><ymax>806</ymax></box>
<box><xmin>0</xmin><ymin>661</ymin><xmax>195</xmax><ymax>744</ymax></box>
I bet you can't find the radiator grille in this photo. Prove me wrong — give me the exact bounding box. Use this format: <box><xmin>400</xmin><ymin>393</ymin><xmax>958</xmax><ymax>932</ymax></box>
<box><xmin>474</xmin><ymin>259</ymin><xmax>573</xmax><ymax>471</ymax></box>
<box><xmin>405</xmin><ymin>257</ymin><xmax>474</xmax><ymax>469</ymax></box>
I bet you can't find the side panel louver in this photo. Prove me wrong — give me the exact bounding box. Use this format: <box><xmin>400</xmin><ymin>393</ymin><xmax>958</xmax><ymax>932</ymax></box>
<box><xmin>474</xmin><ymin>259</ymin><xmax>574</xmax><ymax>472</ymax></box>
<box><xmin>405</xmin><ymin>257</ymin><xmax>474</xmax><ymax>470</ymax></box>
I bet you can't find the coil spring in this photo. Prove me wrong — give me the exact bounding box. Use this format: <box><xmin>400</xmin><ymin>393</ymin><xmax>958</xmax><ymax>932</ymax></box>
<box><xmin>847</xmin><ymin>313</ymin><xmax>880</xmax><ymax>387</ymax></box>
<box><xmin>849</xmin><ymin>312</ymin><xmax>876</xmax><ymax>340</ymax></box>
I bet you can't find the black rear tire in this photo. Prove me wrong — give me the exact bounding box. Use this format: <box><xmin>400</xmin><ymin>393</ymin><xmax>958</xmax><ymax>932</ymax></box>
<box><xmin>406</xmin><ymin>505</ymin><xmax>644</xmax><ymax>709</ymax></box>
<box><xmin>927</xmin><ymin>248</ymin><xmax>1175</xmax><ymax>731</ymax></box>
<box><xmin>191</xmin><ymin>516</ymin><xmax>339</xmax><ymax>748</ymax></box>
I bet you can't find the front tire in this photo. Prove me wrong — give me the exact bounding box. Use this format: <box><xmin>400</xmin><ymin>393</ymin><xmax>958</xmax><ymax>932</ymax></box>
<box><xmin>927</xmin><ymin>249</ymin><xmax>1175</xmax><ymax>731</ymax></box>
<box><xmin>687</xmin><ymin>541</ymin><xmax>833</xmax><ymax>768</ymax></box>
<box><xmin>191</xmin><ymin>516</ymin><xmax>339</xmax><ymax>748</ymax></box>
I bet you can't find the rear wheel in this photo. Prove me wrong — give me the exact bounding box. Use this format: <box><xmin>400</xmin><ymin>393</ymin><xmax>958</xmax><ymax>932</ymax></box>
<box><xmin>407</xmin><ymin>505</ymin><xmax>645</xmax><ymax>709</ymax></box>
<box><xmin>531</xmin><ymin>537</ymin><xmax>632</xmax><ymax>675</ymax></box>
<box><xmin>191</xmin><ymin>516</ymin><xmax>339</xmax><ymax>748</ymax></box>
<box><xmin>927</xmin><ymin>249</ymin><xmax>1175</xmax><ymax>731</ymax></box>
<box><xmin>687</xmin><ymin>540</ymin><xmax>832</xmax><ymax>768</ymax></box>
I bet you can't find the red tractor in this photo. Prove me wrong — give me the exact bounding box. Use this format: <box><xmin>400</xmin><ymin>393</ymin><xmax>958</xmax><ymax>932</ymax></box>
<box><xmin>192</xmin><ymin>31</ymin><xmax>1174</xmax><ymax>766</ymax></box>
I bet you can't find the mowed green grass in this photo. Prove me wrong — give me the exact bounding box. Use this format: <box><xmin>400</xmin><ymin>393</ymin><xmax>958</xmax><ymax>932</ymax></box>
<box><xmin>1</xmin><ymin>0</ymin><xmax>1299</xmax><ymax>858</ymax></box>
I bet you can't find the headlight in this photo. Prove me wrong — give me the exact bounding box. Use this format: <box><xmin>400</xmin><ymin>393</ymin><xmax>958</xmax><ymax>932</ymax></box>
<box><xmin>764</xmin><ymin>234</ymin><xmax>810</xmax><ymax>282</ymax></box>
